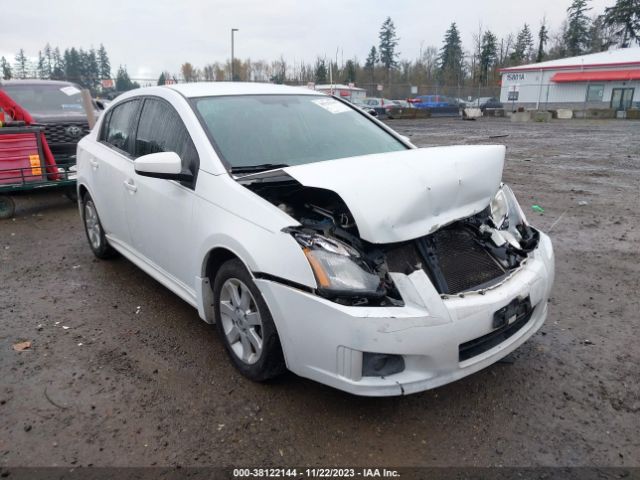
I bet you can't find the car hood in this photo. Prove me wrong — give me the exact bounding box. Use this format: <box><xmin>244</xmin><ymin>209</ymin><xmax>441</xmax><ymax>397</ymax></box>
<box><xmin>281</xmin><ymin>145</ymin><xmax>505</xmax><ymax>244</ymax></box>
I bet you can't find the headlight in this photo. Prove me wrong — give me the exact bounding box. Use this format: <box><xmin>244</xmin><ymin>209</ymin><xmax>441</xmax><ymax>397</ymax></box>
<box><xmin>490</xmin><ymin>184</ymin><xmax>529</xmax><ymax>245</ymax></box>
<box><xmin>292</xmin><ymin>232</ymin><xmax>382</xmax><ymax>296</ymax></box>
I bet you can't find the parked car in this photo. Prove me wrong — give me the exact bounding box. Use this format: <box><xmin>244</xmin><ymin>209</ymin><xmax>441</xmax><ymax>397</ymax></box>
<box><xmin>361</xmin><ymin>97</ymin><xmax>396</xmax><ymax>116</ymax></box>
<box><xmin>347</xmin><ymin>98</ymin><xmax>378</xmax><ymax>117</ymax></box>
<box><xmin>467</xmin><ymin>97</ymin><xmax>504</xmax><ymax>112</ymax></box>
<box><xmin>0</xmin><ymin>80</ymin><xmax>95</xmax><ymax>162</ymax></box>
<box><xmin>77</xmin><ymin>82</ymin><xmax>554</xmax><ymax>396</ymax></box>
<box><xmin>408</xmin><ymin>95</ymin><xmax>461</xmax><ymax>116</ymax></box>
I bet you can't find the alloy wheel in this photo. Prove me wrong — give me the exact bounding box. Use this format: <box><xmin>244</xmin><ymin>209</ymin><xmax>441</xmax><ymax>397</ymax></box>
<box><xmin>219</xmin><ymin>278</ymin><xmax>264</xmax><ymax>365</ymax></box>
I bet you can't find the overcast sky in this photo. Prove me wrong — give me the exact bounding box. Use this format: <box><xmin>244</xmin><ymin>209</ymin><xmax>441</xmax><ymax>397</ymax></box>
<box><xmin>1</xmin><ymin>0</ymin><xmax>613</xmax><ymax>81</ymax></box>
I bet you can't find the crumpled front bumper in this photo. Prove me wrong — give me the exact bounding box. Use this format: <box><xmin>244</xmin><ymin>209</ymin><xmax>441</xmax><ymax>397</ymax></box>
<box><xmin>256</xmin><ymin>233</ymin><xmax>555</xmax><ymax>396</ymax></box>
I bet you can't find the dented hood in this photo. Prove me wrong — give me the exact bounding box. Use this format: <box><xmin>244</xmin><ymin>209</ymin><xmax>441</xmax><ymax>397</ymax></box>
<box><xmin>283</xmin><ymin>145</ymin><xmax>505</xmax><ymax>244</ymax></box>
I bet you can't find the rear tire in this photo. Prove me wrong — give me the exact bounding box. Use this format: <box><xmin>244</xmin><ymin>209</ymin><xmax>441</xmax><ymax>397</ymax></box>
<box><xmin>213</xmin><ymin>259</ymin><xmax>286</xmax><ymax>381</ymax></box>
<box><xmin>0</xmin><ymin>196</ymin><xmax>15</xmax><ymax>220</ymax></box>
<box><xmin>81</xmin><ymin>192</ymin><xmax>117</xmax><ymax>259</ymax></box>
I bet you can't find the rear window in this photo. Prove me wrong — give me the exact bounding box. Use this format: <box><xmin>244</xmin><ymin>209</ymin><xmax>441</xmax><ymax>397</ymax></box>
<box><xmin>101</xmin><ymin>100</ymin><xmax>140</xmax><ymax>154</ymax></box>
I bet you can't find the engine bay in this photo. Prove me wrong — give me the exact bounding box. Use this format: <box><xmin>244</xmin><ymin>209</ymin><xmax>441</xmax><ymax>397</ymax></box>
<box><xmin>241</xmin><ymin>172</ymin><xmax>540</xmax><ymax>306</ymax></box>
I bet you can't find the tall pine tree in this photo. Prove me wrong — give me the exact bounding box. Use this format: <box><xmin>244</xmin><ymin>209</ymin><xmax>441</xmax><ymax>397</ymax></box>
<box><xmin>364</xmin><ymin>46</ymin><xmax>377</xmax><ymax>84</ymax></box>
<box><xmin>511</xmin><ymin>24</ymin><xmax>534</xmax><ymax>65</ymax></box>
<box><xmin>604</xmin><ymin>0</ymin><xmax>640</xmax><ymax>47</ymax></box>
<box><xmin>479</xmin><ymin>31</ymin><xmax>498</xmax><ymax>86</ymax></box>
<box><xmin>537</xmin><ymin>21</ymin><xmax>549</xmax><ymax>62</ymax></box>
<box><xmin>565</xmin><ymin>0</ymin><xmax>592</xmax><ymax>55</ymax></box>
<box><xmin>14</xmin><ymin>49</ymin><xmax>29</xmax><ymax>79</ymax></box>
<box><xmin>0</xmin><ymin>57</ymin><xmax>12</xmax><ymax>80</ymax></box>
<box><xmin>378</xmin><ymin>17</ymin><xmax>399</xmax><ymax>85</ymax></box>
<box><xmin>439</xmin><ymin>23</ymin><xmax>464</xmax><ymax>85</ymax></box>
<box><xmin>97</xmin><ymin>44</ymin><xmax>111</xmax><ymax>79</ymax></box>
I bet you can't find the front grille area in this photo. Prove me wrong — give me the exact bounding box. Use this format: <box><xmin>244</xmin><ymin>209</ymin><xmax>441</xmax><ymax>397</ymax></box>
<box><xmin>425</xmin><ymin>228</ymin><xmax>506</xmax><ymax>295</ymax></box>
<box><xmin>43</xmin><ymin>122</ymin><xmax>90</xmax><ymax>145</ymax></box>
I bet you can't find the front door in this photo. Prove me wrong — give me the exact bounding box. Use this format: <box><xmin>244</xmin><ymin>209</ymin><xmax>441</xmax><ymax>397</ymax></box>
<box><xmin>611</xmin><ymin>88</ymin><xmax>634</xmax><ymax>111</ymax></box>
<box><xmin>124</xmin><ymin>97</ymin><xmax>200</xmax><ymax>290</ymax></box>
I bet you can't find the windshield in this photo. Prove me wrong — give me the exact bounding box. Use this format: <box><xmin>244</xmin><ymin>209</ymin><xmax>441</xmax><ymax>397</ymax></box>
<box><xmin>2</xmin><ymin>84</ymin><xmax>85</xmax><ymax>116</ymax></box>
<box><xmin>194</xmin><ymin>94</ymin><xmax>407</xmax><ymax>170</ymax></box>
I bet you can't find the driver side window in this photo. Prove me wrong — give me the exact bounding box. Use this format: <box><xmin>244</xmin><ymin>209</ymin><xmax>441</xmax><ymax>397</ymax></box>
<box><xmin>134</xmin><ymin>98</ymin><xmax>199</xmax><ymax>188</ymax></box>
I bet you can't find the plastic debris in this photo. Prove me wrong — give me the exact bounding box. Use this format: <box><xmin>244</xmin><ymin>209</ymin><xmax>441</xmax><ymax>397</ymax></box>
<box><xmin>531</xmin><ymin>205</ymin><xmax>545</xmax><ymax>213</ymax></box>
<box><xmin>578</xmin><ymin>201</ymin><xmax>588</xmax><ymax>206</ymax></box>
<box><xmin>62</xmin><ymin>326</ymin><xmax>70</xmax><ymax>330</ymax></box>
<box><xmin>135</xmin><ymin>306</ymin><xmax>141</xmax><ymax>314</ymax></box>
<box><xmin>13</xmin><ymin>341</ymin><xmax>32</xmax><ymax>352</ymax></box>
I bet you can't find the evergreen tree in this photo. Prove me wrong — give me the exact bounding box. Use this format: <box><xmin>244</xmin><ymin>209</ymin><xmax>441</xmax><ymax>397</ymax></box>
<box><xmin>565</xmin><ymin>0</ymin><xmax>592</xmax><ymax>55</ymax></box>
<box><xmin>0</xmin><ymin>57</ymin><xmax>12</xmax><ymax>80</ymax></box>
<box><xmin>157</xmin><ymin>72</ymin><xmax>166</xmax><ymax>85</ymax></box>
<box><xmin>604</xmin><ymin>0</ymin><xmax>640</xmax><ymax>47</ymax></box>
<box><xmin>438</xmin><ymin>23</ymin><xmax>464</xmax><ymax>85</ymax></box>
<box><xmin>80</xmin><ymin>48</ymin><xmax>100</xmax><ymax>91</ymax></box>
<box><xmin>115</xmin><ymin>65</ymin><xmax>138</xmax><ymax>91</ymax></box>
<box><xmin>378</xmin><ymin>17</ymin><xmax>399</xmax><ymax>83</ymax></box>
<box><xmin>43</xmin><ymin>43</ymin><xmax>53</xmax><ymax>78</ymax></box>
<box><xmin>511</xmin><ymin>24</ymin><xmax>534</xmax><ymax>65</ymax></box>
<box><xmin>364</xmin><ymin>46</ymin><xmax>377</xmax><ymax>84</ymax></box>
<box><xmin>51</xmin><ymin>47</ymin><xmax>65</xmax><ymax>80</ymax></box>
<box><xmin>537</xmin><ymin>21</ymin><xmax>549</xmax><ymax>62</ymax></box>
<box><xmin>589</xmin><ymin>15</ymin><xmax>617</xmax><ymax>51</ymax></box>
<box><xmin>479</xmin><ymin>31</ymin><xmax>498</xmax><ymax>85</ymax></box>
<box><xmin>14</xmin><ymin>49</ymin><xmax>29</xmax><ymax>79</ymax></box>
<box><xmin>314</xmin><ymin>57</ymin><xmax>327</xmax><ymax>84</ymax></box>
<box><xmin>97</xmin><ymin>44</ymin><xmax>111</xmax><ymax>79</ymax></box>
<box><xmin>64</xmin><ymin>47</ymin><xmax>82</xmax><ymax>83</ymax></box>
<box><xmin>343</xmin><ymin>59</ymin><xmax>356</xmax><ymax>83</ymax></box>
<box><xmin>37</xmin><ymin>51</ymin><xmax>46</xmax><ymax>79</ymax></box>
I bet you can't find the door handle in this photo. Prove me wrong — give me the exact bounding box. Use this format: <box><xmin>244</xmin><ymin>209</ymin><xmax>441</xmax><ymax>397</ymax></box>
<box><xmin>123</xmin><ymin>179</ymin><xmax>137</xmax><ymax>193</ymax></box>
<box><xmin>89</xmin><ymin>158</ymin><xmax>99</xmax><ymax>169</ymax></box>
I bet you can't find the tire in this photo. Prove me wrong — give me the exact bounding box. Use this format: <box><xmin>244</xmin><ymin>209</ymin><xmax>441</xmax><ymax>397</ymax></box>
<box><xmin>81</xmin><ymin>193</ymin><xmax>117</xmax><ymax>259</ymax></box>
<box><xmin>0</xmin><ymin>196</ymin><xmax>16</xmax><ymax>220</ymax></box>
<box><xmin>213</xmin><ymin>259</ymin><xmax>286</xmax><ymax>381</ymax></box>
<box><xmin>64</xmin><ymin>186</ymin><xmax>78</xmax><ymax>203</ymax></box>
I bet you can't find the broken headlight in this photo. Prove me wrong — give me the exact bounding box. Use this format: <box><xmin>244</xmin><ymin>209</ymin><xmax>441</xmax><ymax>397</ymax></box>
<box><xmin>489</xmin><ymin>184</ymin><xmax>529</xmax><ymax>247</ymax></box>
<box><xmin>292</xmin><ymin>232</ymin><xmax>383</xmax><ymax>297</ymax></box>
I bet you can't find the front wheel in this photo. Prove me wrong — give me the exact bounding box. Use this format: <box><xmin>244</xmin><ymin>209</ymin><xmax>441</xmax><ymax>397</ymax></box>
<box><xmin>213</xmin><ymin>259</ymin><xmax>286</xmax><ymax>381</ymax></box>
<box><xmin>82</xmin><ymin>193</ymin><xmax>117</xmax><ymax>259</ymax></box>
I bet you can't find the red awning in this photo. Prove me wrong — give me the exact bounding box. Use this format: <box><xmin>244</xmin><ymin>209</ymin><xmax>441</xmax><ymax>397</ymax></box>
<box><xmin>551</xmin><ymin>69</ymin><xmax>640</xmax><ymax>82</ymax></box>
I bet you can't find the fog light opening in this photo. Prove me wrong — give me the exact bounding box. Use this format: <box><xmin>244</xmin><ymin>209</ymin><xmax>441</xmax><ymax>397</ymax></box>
<box><xmin>362</xmin><ymin>352</ymin><xmax>405</xmax><ymax>377</ymax></box>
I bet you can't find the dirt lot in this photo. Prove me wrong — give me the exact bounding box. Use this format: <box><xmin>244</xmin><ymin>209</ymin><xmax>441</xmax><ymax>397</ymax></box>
<box><xmin>0</xmin><ymin>118</ymin><xmax>638</xmax><ymax>469</ymax></box>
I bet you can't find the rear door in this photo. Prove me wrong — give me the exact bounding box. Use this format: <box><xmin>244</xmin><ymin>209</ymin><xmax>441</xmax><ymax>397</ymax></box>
<box><xmin>124</xmin><ymin>97</ymin><xmax>199</xmax><ymax>289</ymax></box>
<box><xmin>87</xmin><ymin>99</ymin><xmax>141</xmax><ymax>246</ymax></box>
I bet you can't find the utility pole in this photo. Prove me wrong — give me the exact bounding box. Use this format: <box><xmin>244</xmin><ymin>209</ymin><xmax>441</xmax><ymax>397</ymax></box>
<box><xmin>231</xmin><ymin>28</ymin><xmax>239</xmax><ymax>81</ymax></box>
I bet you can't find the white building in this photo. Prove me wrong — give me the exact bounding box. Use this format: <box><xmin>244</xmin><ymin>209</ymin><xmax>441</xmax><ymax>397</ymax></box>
<box><xmin>314</xmin><ymin>84</ymin><xmax>366</xmax><ymax>101</ymax></box>
<box><xmin>500</xmin><ymin>48</ymin><xmax>640</xmax><ymax>112</ymax></box>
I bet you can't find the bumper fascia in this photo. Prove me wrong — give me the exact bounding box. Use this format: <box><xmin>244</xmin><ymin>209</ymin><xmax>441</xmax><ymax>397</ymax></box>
<box><xmin>256</xmin><ymin>233</ymin><xmax>555</xmax><ymax>396</ymax></box>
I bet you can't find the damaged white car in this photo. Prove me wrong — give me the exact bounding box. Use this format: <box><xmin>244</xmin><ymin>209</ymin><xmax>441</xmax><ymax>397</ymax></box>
<box><xmin>76</xmin><ymin>83</ymin><xmax>554</xmax><ymax>396</ymax></box>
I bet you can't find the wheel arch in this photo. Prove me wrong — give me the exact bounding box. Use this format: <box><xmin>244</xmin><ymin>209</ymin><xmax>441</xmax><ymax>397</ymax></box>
<box><xmin>197</xmin><ymin>245</ymin><xmax>254</xmax><ymax>324</ymax></box>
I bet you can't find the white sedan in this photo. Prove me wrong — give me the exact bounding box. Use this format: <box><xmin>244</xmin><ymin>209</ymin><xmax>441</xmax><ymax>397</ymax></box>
<box><xmin>76</xmin><ymin>82</ymin><xmax>554</xmax><ymax>396</ymax></box>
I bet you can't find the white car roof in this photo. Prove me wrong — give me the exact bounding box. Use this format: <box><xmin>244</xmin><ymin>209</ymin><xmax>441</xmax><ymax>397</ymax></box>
<box><xmin>165</xmin><ymin>82</ymin><xmax>321</xmax><ymax>98</ymax></box>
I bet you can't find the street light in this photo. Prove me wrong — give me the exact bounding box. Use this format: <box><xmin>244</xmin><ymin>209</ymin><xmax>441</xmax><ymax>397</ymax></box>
<box><xmin>231</xmin><ymin>28</ymin><xmax>239</xmax><ymax>81</ymax></box>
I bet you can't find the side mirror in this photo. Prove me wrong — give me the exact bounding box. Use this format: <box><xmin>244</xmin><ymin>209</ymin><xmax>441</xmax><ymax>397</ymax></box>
<box><xmin>134</xmin><ymin>152</ymin><xmax>192</xmax><ymax>182</ymax></box>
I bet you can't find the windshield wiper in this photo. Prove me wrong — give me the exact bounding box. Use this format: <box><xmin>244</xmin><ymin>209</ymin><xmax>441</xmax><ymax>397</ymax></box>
<box><xmin>230</xmin><ymin>163</ymin><xmax>289</xmax><ymax>174</ymax></box>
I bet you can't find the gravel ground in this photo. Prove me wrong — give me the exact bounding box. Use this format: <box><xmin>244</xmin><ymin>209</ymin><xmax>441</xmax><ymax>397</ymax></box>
<box><xmin>0</xmin><ymin>117</ymin><xmax>638</xmax><ymax>468</ymax></box>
